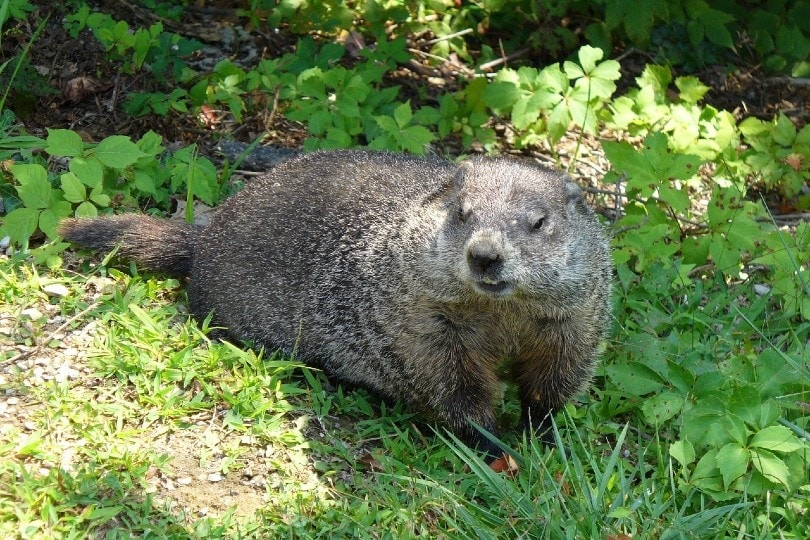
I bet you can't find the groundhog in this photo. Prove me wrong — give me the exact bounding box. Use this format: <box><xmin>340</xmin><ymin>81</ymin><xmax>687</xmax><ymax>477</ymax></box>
<box><xmin>59</xmin><ymin>150</ymin><xmax>612</xmax><ymax>460</ymax></box>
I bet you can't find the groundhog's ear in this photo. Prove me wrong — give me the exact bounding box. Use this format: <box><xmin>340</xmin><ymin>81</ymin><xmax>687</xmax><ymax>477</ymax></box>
<box><xmin>452</xmin><ymin>161</ymin><xmax>475</xmax><ymax>191</ymax></box>
<box><xmin>564</xmin><ymin>179</ymin><xmax>591</xmax><ymax>213</ymax></box>
<box><xmin>423</xmin><ymin>161</ymin><xmax>472</xmax><ymax>206</ymax></box>
<box><xmin>565</xmin><ymin>180</ymin><xmax>583</xmax><ymax>202</ymax></box>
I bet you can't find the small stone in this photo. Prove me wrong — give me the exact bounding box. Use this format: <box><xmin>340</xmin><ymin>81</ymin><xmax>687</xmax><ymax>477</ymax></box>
<box><xmin>197</xmin><ymin>507</ymin><xmax>209</xmax><ymax>517</ymax></box>
<box><xmin>21</xmin><ymin>308</ymin><xmax>44</xmax><ymax>321</ymax></box>
<box><xmin>176</xmin><ymin>476</ymin><xmax>193</xmax><ymax>486</ymax></box>
<box><xmin>240</xmin><ymin>434</ymin><xmax>258</xmax><ymax>445</ymax></box>
<box><xmin>43</xmin><ymin>283</ymin><xmax>70</xmax><ymax>298</ymax></box>
<box><xmin>54</xmin><ymin>365</ymin><xmax>80</xmax><ymax>383</ymax></box>
<box><xmin>5</xmin><ymin>397</ymin><xmax>18</xmax><ymax>406</ymax></box>
<box><xmin>753</xmin><ymin>284</ymin><xmax>770</xmax><ymax>296</ymax></box>
<box><xmin>23</xmin><ymin>421</ymin><xmax>36</xmax><ymax>431</ymax></box>
<box><xmin>207</xmin><ymin>472</ymin><xmax>223</xmax><ymax>482</ymax></box>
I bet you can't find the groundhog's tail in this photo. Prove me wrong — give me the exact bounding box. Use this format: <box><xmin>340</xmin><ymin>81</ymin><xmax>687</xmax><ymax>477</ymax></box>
<box><xmin>59</xmin><ymin>214</ymin><xmax>197</xmax><ymax>277</ymax></box>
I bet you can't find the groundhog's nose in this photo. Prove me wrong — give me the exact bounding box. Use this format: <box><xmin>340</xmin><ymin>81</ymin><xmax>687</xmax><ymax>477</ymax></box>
<box><xmin>467</xmin><ymin>241</ymin><xmax>504</xmax><ymax>279</ymax></box>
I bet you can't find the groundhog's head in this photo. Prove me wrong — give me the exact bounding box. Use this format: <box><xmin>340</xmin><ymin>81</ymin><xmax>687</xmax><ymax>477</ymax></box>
<box><xmin>434</xmin><ymin>157</ymin><xmax>601</xmax><ymax>303</ymax></box>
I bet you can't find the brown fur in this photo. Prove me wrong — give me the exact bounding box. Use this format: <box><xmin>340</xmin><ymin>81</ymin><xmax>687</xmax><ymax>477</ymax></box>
<box><xmin>59</xmin><ymin>150</ymin><xmax>612</xmax><ymax>458</ymax></box>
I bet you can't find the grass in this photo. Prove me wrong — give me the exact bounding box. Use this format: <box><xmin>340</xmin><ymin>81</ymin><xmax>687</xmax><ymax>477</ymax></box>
<box><xmin>0</xmin><ymin>253</ymin><xmax>807</xmax><ymax>538</ymax></box>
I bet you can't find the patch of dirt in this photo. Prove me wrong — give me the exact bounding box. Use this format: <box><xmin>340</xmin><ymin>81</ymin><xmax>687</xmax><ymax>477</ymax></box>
<box><xmin>144</xmin><ymin>425</ymin><xmax>274</xmax><ymax>519</ymax></box>
<box><xmin>0</xmin><ymin>281</ymin><xmax>103</xmax><ymax>438</ymax></box>
<box><xmin>0</xmin><ymin>276</ymin><xmax>330</xmax><ymax>523</ymax></box>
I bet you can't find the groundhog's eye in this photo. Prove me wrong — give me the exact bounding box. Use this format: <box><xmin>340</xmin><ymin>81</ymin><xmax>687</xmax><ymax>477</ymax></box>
<box><xmin>532</xmin><ymin>217</ymin><xmax>545</xmax><ymax>231</ymax></box>
<box><xmin>458</xmin><ymin>203</ymin><xmax>472</xmax><ymax>223</ymax></box>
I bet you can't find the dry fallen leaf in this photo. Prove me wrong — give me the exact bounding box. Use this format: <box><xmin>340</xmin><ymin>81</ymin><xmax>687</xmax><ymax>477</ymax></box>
<box><xmin>489</xmin><ymin>453</ymin><xmax>519</xmax><ymax>476</ymax></box>
<box><xmin>554</xmin><ymin>471</ymin><xmax>571</xmax><ymax>497</ymax></box>
<box><xmin>784</xmin><ymin>153</ymin><xmax>803</xmax><ymax>171</ymax></box>
<box><xmin>337</xmin><ymin>30</ymin><xmax>366</xmax><ymax>58</ymax></box>
<box><xmin>63</xmin><ymin>76</ymin><xmax>106</xmax><ymax>103</ymax></box>
<box><xmin>358</xmin><ymin>452</ymin><xmax>384</xmax><ymax>472</ymax></box>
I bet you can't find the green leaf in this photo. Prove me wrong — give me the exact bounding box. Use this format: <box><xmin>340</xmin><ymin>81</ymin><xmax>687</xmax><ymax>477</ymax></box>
<box><xmin>577</xmin><ymin>45</ymin><xmax>604</xmax><ymax>73</ymax></box>
<box><xmin>92</xmin><ymin>135</ymin><xmax>147</xmax><ymax>169</ymax></box>
<box><xmin>60</xmin><ymin>172</ymin><xmax>87</xmax><ymax>203</ymax></box>
<box><xmin>606</xmin><ymin>0</ymin><xmax>658</xmax><ymax>46</ymax></box>
<box><xmin>0</xmin><ymin>207</ymin><xmax>39</xmax><ymax>245</ymax></box>
<box><xmin>687</xmin><ymin>20</ymin><xmax>704</xmax><ymax>48</ymax></box>
<box><xmin>716</xmin><ymin>443</ymin><xmax>750</xmax><ymax>489</ymax></box>
<box><xmin>396</xmin><ymin>125</ymin><xmax>434</xmax><ymax>153</ymax></box>
<box><xmin>749</xmin><ymin>425</ymin><xmax>806</xmax><ymax>453</ymax></box>
<box><xmin>539</xmin><ymin>65</ymin><xmax>568</xmax><ymax>93</ymax></box>
<box><xmin>675</xmin><ymin>76</ymin><xmax>710</xmax><ymax>103</ymax></box>
<box><xmin>11</xmin><ymin>164</ymin><xmax>51</xmax><ymax>209</ymax></box>
<box><xmin>563</xmin><ymin>60</ymin><xmax>584</xmax><ymax>80</ymax></box>
<box><xmin>393</xmin><ymin>101</ymin><xmax>412</xmax><ymax>128</ymax></box>
<box><xmin>89</xmin><ymin>186</ymin><xmax>111</xmax><ymax>207</ymax></box>
<box><xmin>45</xmin><ymin>128</ymin><xmax>84</xmax><ymax>157</ymax></box>
<box><xmin>137</xmin><ymin>130</ymin><xmax>166</xmax><ymax>157</ymax></box>
<box><xmin>375</xmin><ymin>115</ymin><xmax>399</xmax><ymax>134</ymax></box>
<box><xmin>603</xmin><ymin>133</ymin><xmax>703</xmax><ymax>199</ymax></box>
<box><xmin>669</xmin><ymin>439</ymin><xmax>695</xmax><ymax>466</ymax></box>
<box><xmin>510</xmin><ymin>95</ymin><xmax>539</xmax><ymax>130</ymax></box>
<box><xmin>75</xmin><ymin>201</ymin><xmax>98</xmax><ymax>218</ymax></box>
<box><xmin>69</xmin><ymin>156</ymin><xmax>104</xmax><ymax>188</ymax></box>
<box><xmin>602</xmin><ymin>141</ymin><xmax>658</xmax><ymax>193</ymax></box>
<box><xmin>702</xmin><ymin>8</ymin><xmax>736</xmax><ymax>50</ymax></box>
<box><xmin>728</xmin><ymin>385</ymin><xmax>775</xmax><ymax>429</ymax></box>
<box><xmin>323</xmin><ymin>127</ymin><xmax>352</xmax><ymax>148</ymax></box>
<box><xmin>691</xmin><ymin>448</ymin><xmax>720</xmax><ymax>483</ymax></box>
<box><xmin>641</xmin><ymin>392</ymin><xmax>685</xmax><ymax>425</ymax></box>
<box><xmin>604</xmin><ymin>361</ymin><xmax>664</xmax><ymax>396</ymax></box>
<box><xmin>39</xmin><ymin>205</ymin><xmax>72</xmax><ymax>239</ymax></box>
<box><xmin>307</xmin><ymin>109</ymin><xmax>334</xmax><ymax>136</ymax></box>
<box><xmin>773</xmin><ymin>113</ymin><xmax>797</xmax><ymax>145</ymax></box>
<box><xmin>750</xmin><ymin>448</ymin><xmax>790</xmax><ymax>487</ymax></box>
<box><xmin>482</xmin><ymin>81</ymin><xmax>521</xmax><ymax>110</ymax></box>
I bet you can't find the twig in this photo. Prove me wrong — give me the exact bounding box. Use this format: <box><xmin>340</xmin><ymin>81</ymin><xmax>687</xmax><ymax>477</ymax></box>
<box><xmin>406</xmin><ymin>49</ymin><xmax>475</xmax><ymax>77</ymax></box>
<box><xmin>764</xmin><ymin>76</ymin><xmax>810</xmax><ymax>87</ymax></box>
<box><xmin>427</xmin><ymin>28</ymin><xmax>473</xmax><ymax>45</ymax></box>
<box><xmin>479</xmin><ymin>48</ymin><xmax>530</xmax><ymax>72</ymax></box>
<box><xmin>1</xmin><ymin>301</ymin><xmax>102</xmax><ymax>369</ymax></box>
<box><xmin>764</xmin><ymin>212</ymin><xmax>810</xmax><ymax>222</ymax></box>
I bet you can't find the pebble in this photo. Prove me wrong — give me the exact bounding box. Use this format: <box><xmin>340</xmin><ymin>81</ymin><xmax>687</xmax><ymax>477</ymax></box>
<box><xmin>207</xmin><ymin>472</ymin><xmax>224</xmax><ymax>482</ymax></box>
<box><xmin>54</xmin><ymin>365</ymin><xmax>81</xmax><ymax>383</ymax></box>
<box><xmin>176</xmin><ymin>476</ymin><xmax>193</xmax><ymax>486</ymax></box>
<box><xmin>20</xmin><ymin>308</ymin><xmax>44</xmax><ymax>320</ymax></box>
<box><xmin>42</xmin><ymin>284</ymin><xmax>70</xmax><ymax>298</ymax></box>
<box><xmin>753</xmin><ymin>283</ymin><xmax>770</xmax><ymax>296</ymax></box>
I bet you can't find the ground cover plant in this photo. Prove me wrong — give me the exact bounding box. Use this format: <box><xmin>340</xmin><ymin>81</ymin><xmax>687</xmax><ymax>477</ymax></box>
<box><xmin>1</xmin><ymin>0</ymin><xmax>808</xmax><ymax>538</ymax></box>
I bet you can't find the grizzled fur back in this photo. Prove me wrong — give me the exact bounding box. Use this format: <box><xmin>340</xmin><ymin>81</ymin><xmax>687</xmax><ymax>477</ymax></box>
<box><xmin>60</xmin><ymin>150</ymin><xmax>612</xmax><ymax>460</ymax></box>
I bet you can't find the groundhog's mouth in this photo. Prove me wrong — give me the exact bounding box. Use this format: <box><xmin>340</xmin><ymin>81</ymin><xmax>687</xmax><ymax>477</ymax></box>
<box><xmin>475</xmin><ymin>280</ymin><xmax>513</xmax><ymax>295</ymax></box>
